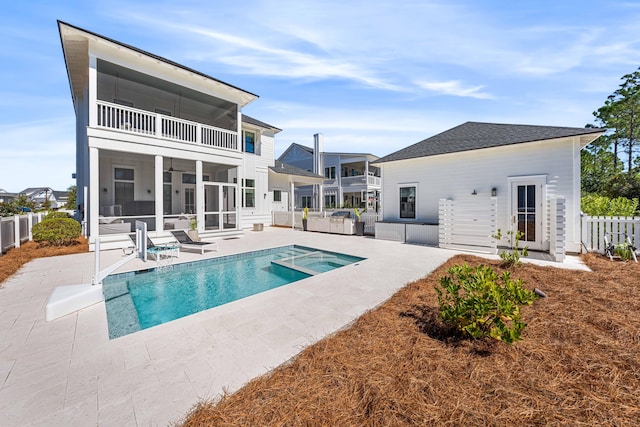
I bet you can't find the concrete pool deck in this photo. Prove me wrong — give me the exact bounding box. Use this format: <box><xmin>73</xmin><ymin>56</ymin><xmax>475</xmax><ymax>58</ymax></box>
<box><xmin>0</xmin><ymin>227</ymin><xmax>585</xmax><ymax>426</ymax></box>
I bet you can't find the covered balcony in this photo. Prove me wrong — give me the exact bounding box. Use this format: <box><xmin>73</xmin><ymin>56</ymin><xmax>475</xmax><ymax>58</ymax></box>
<box><xmin>94</xmin><ymin>60</ymin><xmax>239</xmax><ymax>151</ymax></box>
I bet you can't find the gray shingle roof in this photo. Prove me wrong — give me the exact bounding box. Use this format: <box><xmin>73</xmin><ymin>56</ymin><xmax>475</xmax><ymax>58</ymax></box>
<box><xmin>374</xmin><ymin>121</ymin><xmax>605</xmax><ymax>164</ymax></box>
<box><xmin>269</xmin><ymin>160</ymin><xmax>324</xmax><ymax>179</ymax></box>
<box><xmin>242</xmin><ymin>114</ymin><xmax>281</xmax><ymax>132</ymax></box>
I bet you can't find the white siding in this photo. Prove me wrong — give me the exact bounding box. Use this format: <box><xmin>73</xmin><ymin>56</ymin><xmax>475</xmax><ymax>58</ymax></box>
<box><xmin>380</xmin><ymin>137</ymin><xmax>582</xmax><ymax>252</ymax></box>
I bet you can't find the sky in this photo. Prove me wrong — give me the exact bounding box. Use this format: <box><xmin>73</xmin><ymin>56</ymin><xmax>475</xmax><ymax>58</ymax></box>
<box><xmin>1</xmin><ymin>1</ymin><xmax>639</xmax><ymax>193</ymax></box>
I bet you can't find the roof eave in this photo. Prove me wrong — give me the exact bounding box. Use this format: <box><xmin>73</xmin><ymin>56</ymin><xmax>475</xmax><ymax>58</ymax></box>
<box><xmin>58</xmin><ymin>20</ymin><xmax>259</xmax><ymax>108</ymax></box>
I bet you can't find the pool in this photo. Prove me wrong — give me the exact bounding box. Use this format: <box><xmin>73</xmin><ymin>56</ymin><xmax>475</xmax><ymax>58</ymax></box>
<box><xmin>103</xmin><ymin>245</ymin><xmax>364</xmax><ymax>339</ymax></box>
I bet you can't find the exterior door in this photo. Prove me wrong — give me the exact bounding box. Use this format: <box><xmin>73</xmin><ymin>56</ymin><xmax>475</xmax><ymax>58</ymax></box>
<box><xmin>510</xmin><ymin>178</ymin><xmax>544</xmax><ymax>250</ymax></box>
<box><xmin>183</xmin><ymin>186</ymin><xmax>195</xmax><ymax>214</ymax></box>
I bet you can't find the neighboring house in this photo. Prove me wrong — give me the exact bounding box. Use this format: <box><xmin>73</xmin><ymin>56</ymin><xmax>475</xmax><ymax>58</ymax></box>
<box><xmin>268</xmin><ymin>160</ymin><xmax>325</xmax><ymax>213</ymax></box>
<box><xmin>59</xmin><ymin>21</ymin><xmax>281</xmax><ymax>244</ymax></box>
<box><xmin>20</xmin><ymin>187</ymin><xmax>67</xmax><ymax>209</ymax></box>
<box><xmin>0</xmin><ymin>189</ymin><xmax>18</xmax><ymax>204</ymax></box>
<box><xmin>374</xmin><ymin>121</ymin><xmax>604</xmax><ymax>253</ymax></box>
<box><xmin>278</xmin><ymin>134</ymin><xmax>382</xmax><ymax>210</ymax></box>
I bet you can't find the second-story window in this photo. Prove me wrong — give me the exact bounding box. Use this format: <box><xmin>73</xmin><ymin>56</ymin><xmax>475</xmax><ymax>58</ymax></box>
<box><xmin>244</xmin><ymin>131</ymin><xmax>256</xmax><ymax>154</ymax></box>
<box><xmin>324</xmin><ymin>166</ymin><xmax>336</xmax><ymax>179</ymax></box>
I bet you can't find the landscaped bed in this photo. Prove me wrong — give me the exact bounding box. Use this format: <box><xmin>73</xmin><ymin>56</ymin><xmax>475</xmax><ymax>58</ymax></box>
<box><xmin>180</xmin><ymin>253</ymin><xmax>640</xmax><ymax>426</ymax></box>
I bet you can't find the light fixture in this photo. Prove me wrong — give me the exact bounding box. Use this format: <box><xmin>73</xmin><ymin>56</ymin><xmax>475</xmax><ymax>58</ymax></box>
<box><xmin>147</xmin><ymin>189</ymin><xmax>151</xmax><ymax>194</ymax></box>
<box><xmin>175</xmin><ymin>189</ymin><xmax>179</xmax><ymax>194</ymax></box>
<box><xmin>168</xmin><ymin>158</ymin><xmax>174</xmax><ymax>172</ymax></box>
<box><xmin>103</xmin><ymin>188</ymin><xmax>108</xmax><ymax>193</ymax></box>
<box><xmin>471</xmin><ymin>189</ymin><xmax>477</xmax><ymax>195</ymax></box>
<box><xmin>264</xmin><ymin>193</ymin><xmax>267</xmax><ymax>199</ymax></box>
<box><xmin>491</xmin><ymin>187</ymin><xmax>497</xmax><ymax>197</ymax></box>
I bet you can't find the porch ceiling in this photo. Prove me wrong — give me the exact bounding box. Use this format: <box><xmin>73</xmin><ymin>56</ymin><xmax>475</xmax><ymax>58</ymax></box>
<box><xmin>59</xmin><ymin>21</ymin><xmax>258</xmax><ymax>108</ymax></box>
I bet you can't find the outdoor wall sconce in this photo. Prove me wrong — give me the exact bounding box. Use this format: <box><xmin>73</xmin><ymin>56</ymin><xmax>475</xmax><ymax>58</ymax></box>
<box><xmin>103</xmin><ymin>188</ymin><xmax>107</xmax><ymax>193</ymax></box>
<box><xmin>264</xmin><ymin>193</ymin><xmax>267</xmax><ymax>199</ymax></box>
<box><xmin>491</xmin><ymin>187</ymin><xmax>497</xmax><ymax>197</ymax></box>
<box><xmin>175</xmin><ymin>190</ymin><xmax>179</xmax><ymax>194</ymax></box>
<box><xmin>471</xmin><ymin>189</ymin><xmax>477</xmax><ymax>195</ymax></box>
<box><xmin>147</xmin><ymin>189</ymin><xmax>152</xmax><ymax>194</ymax></box>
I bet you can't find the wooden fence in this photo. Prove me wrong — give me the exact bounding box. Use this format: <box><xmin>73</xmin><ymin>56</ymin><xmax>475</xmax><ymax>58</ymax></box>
<box><xmin>581</xmin><ymin>215</ymin><xmax>640</xmax><ymax>253</ymax></box>
<box><xmin>0</xmin><ymin>213</ymin><xmax>45</xmax><ymax>255</ymax></box>
<box><xmin>439</xmin><ymin>197</ymin><xmax>498</xmax><ymax>254</ymax></box>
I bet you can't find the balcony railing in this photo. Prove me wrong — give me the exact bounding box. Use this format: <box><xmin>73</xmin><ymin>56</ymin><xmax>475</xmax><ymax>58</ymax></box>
<box><xmin>339</xmin><ymin>175</ymin><xmax>381</xmax><ymax>187</ymax></box>
<box><xmin>96</xmin><ymin>100</ymin><xmax>238</xmax><ymax>151</ymax></box>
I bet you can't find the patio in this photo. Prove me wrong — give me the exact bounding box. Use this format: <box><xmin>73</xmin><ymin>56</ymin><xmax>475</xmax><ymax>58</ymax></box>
<box><xmin>0</xmin><ymin>227</ymin><xmax>584</xmax><ymax>426</ymax></box>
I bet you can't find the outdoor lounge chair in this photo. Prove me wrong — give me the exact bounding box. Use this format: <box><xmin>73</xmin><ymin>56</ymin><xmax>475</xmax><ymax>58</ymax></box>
<box><xmin>123</xmin><ymin>233</ymin><xmax>179</xmax><ymax>260</ymax></box>
<box><xmin>170</xmin><ymin>230</ymin><xmax>218</xmax><ymax>254</ymax></box>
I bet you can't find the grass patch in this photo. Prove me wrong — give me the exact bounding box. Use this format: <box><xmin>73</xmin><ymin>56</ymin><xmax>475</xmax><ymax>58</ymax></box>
<box><xmin>0</xmin><ymin>237</ymin><xmax>88</xmax><ymax>286</ymax></box>
<box><xmin>179</xmin><ymin>253</ymin><xmax>640</xmax><ymax>426</ymax></box>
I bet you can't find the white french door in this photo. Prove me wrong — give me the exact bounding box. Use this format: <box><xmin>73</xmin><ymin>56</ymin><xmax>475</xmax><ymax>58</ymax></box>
<box><xmin>510</xmin><ymin>177</ymin><xmax>545</xmax><ymax>251</ymax></box>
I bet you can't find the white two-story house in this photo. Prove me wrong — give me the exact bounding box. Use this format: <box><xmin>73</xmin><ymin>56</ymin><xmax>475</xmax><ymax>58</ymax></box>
<box><xmin>59</xmin><ymin>21</ymin><xmax>280</xmax><ymax>246</ymax></box>
<box><xmin>278</xmin><ymin>134</ymin><xmax>381</xmax><ymax>211</ymax></box>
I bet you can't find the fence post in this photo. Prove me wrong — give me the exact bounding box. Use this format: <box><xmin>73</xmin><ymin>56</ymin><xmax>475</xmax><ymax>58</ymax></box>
<box><xmin>549</xmin><ymin>197</ymin><xmax>566</xmax><ymax>262</ymax></box>
<box><xmin>0</xmin><ymin>218</ymin><xmax>3</xmax><ymax>256</ymax></box>
<box><xmin>28</xmin><ymin>213</ymin><xmax>33</xmax><ymax>241</ymax></box>
<box><xmin>14</xmin><ymin>214</ymin><xmax>20</xmax><ymax>249</ymax></box>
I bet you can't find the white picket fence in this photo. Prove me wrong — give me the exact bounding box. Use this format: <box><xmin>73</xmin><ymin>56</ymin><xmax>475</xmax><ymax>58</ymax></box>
<box><xmin>439</xmin><ymin>198</ymin><xmax>498</xmax><ymax>254</ymax></box>
<box><xmin>0</xmin><ymin>213</ymin><xmax>45</xmax><ymax>255</ymax></box>
<box><xmin>581</xmin><ymin>215</ymin><xmax>640</xmax><ymax>253</ymax></box>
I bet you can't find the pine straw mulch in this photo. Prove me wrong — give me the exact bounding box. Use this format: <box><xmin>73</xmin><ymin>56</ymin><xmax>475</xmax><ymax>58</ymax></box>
<box><xmin>0</xmin><ymin>238</ymin><xmax>88</xmax><ymax>286</ymax></box>
<box><xmin>180</xmin><ymin>253</ymin><xmax>640</xmax><ymax>426</ymax></box>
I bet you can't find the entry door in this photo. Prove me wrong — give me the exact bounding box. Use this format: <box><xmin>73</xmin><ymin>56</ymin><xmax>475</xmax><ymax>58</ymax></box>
<box><xmin>510</xmin><ymin>179</ymin><xmax>544</xmax><ymax>250</ymax></box>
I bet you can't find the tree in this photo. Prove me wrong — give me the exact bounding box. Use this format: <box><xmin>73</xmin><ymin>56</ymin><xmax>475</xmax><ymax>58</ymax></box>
<box><xmin>65</xmin><ymin>185</ymin><xmax>77</xmax><ymax>209</ymax></box>
<box><xmin>593</xmin><ymin>67</ymin><xmax>640</xmax><ymax>173</ymax></box>
<box><xmin>12</xmin><ymin>194</ymin><xmax>35</xmax><ymax>211</ymax></box>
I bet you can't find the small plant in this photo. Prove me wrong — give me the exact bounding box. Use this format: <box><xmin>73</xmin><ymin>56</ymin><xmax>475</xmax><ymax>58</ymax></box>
<box><xmin>353</xmin><ymin>208</ymin><xmax>361</xmax><ymax>221</ymax></box>
<box><xmin>435</xmin><ymin>263</ymin><xmax>537</xmax><ymax>344</ymax></box>
<box><xmin>614</xmin><ymin>244</ymin><xmax>634</xmax><ymax>261</ymax></box>
<box><xmin>32</xmin><ymin>218</ymin><xmax>81</xmax><ymax>246</ymax></box>
<box><xmin>189</xmin><ymin>216</ymin><xmax>197</xmax><ymax>230</ymax></box>
<box><xmin>302</xmin><ymin>207</ymin><xmax>308</xmax><ymax>220</ymax></box>
<box><xmin>493</xmin><ymin>229</ymin><xmax>529</xmax><ymax>267</ymax></box>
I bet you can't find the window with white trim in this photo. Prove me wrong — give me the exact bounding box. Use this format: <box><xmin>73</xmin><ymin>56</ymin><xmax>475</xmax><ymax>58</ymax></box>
<box><xmin>242</xmin><ymin>179</ymin><xmax>255</xmax><ymax>207</ymax></box>
<box><xmin>399</xmin><ymin>186</ymin><xmax>416</xmax><ymax>219</ymax></box>
<box><xmin>273</xmin><ymin>190</ymin><xmax>282</xmax><ymax>202</ymax></box>
<box><xmin>114</xmin><ymin>167</ymin><xmax>134</xmax><ymax>209</ymax></box>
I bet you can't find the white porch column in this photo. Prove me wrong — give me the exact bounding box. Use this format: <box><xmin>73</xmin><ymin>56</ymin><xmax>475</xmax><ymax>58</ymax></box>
<box><xmin>319</xmin><ymin>183</ymin><xmax>323</xmax><ymax>214</ymax></box>
<box><xmin>89</xmin><ymin>147</ymin><xmax>100</xmax><ymax>240</ymax></box>
<box><xmin>88</xmin><ymin>55</ymin><xmax>97</xmax><ymax>128</ymax></box>
<box><xmin>196</xmin><ymin>160</ymin><xmax>204</xmax><ymax>232</ymax></box>
<box><xmin>154</xmin><ymin>155</ymin><xmax>163</xmax><ymax>233</ymax></box>
<box><xmin>236</xmin><ymin>164</ymin><xmax>243</xmax><ymax>230</ymax></box>
<box><xmin>290</xmin><ymin>178</ymin><xmax>295</xmax><ymax>229</ymax></box>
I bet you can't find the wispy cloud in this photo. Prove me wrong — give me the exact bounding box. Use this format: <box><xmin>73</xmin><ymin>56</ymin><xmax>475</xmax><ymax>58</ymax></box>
<box><xmin>416</xmin><ymin>80</ymin><xmax>494</xmax><ymax>99</ymax></box>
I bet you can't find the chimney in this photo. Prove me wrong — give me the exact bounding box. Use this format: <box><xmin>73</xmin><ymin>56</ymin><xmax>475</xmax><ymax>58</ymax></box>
<box><xmin>313</xmin><ymin>133</ymin><xmax>323</xmax><ymax>175</ymax></box>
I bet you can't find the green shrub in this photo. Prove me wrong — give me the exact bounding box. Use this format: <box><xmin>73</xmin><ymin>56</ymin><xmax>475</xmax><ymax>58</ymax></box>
<box><xmin>32</xmin><ymin>218</ymin><xmax>81</xmax><ymax>246</ymax></box>
<box><xmin>492</xmin><ymin>229</ymin><xmax>529</xmax><ymax>267</ymax></box>
<box><xmin>435</xmin><ymin>263</ymin><xmax>537</xmax><ymax>344</ymax></box>
<box><xmin>44</xmin><ymin>211</ymin><xmax>72</xmax><ymax>220</ymax></box>
<box><xmin>581</xmin><ymin>194</ymin><xmax>638</xmax><ymax>216</ymax></box>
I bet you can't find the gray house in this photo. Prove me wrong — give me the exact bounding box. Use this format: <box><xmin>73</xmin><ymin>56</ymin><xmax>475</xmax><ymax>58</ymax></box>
<box><xmin>278</xmin><ymin>134</ymin><xmax>381</xmax><ymax>210</ymax></box>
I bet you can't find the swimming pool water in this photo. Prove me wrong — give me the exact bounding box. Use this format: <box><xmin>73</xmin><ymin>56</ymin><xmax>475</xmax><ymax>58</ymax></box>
<box><xmin>103</xmin><ymin>245</ymin><xmax>364</xmax><ymax>339</ymax></box>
